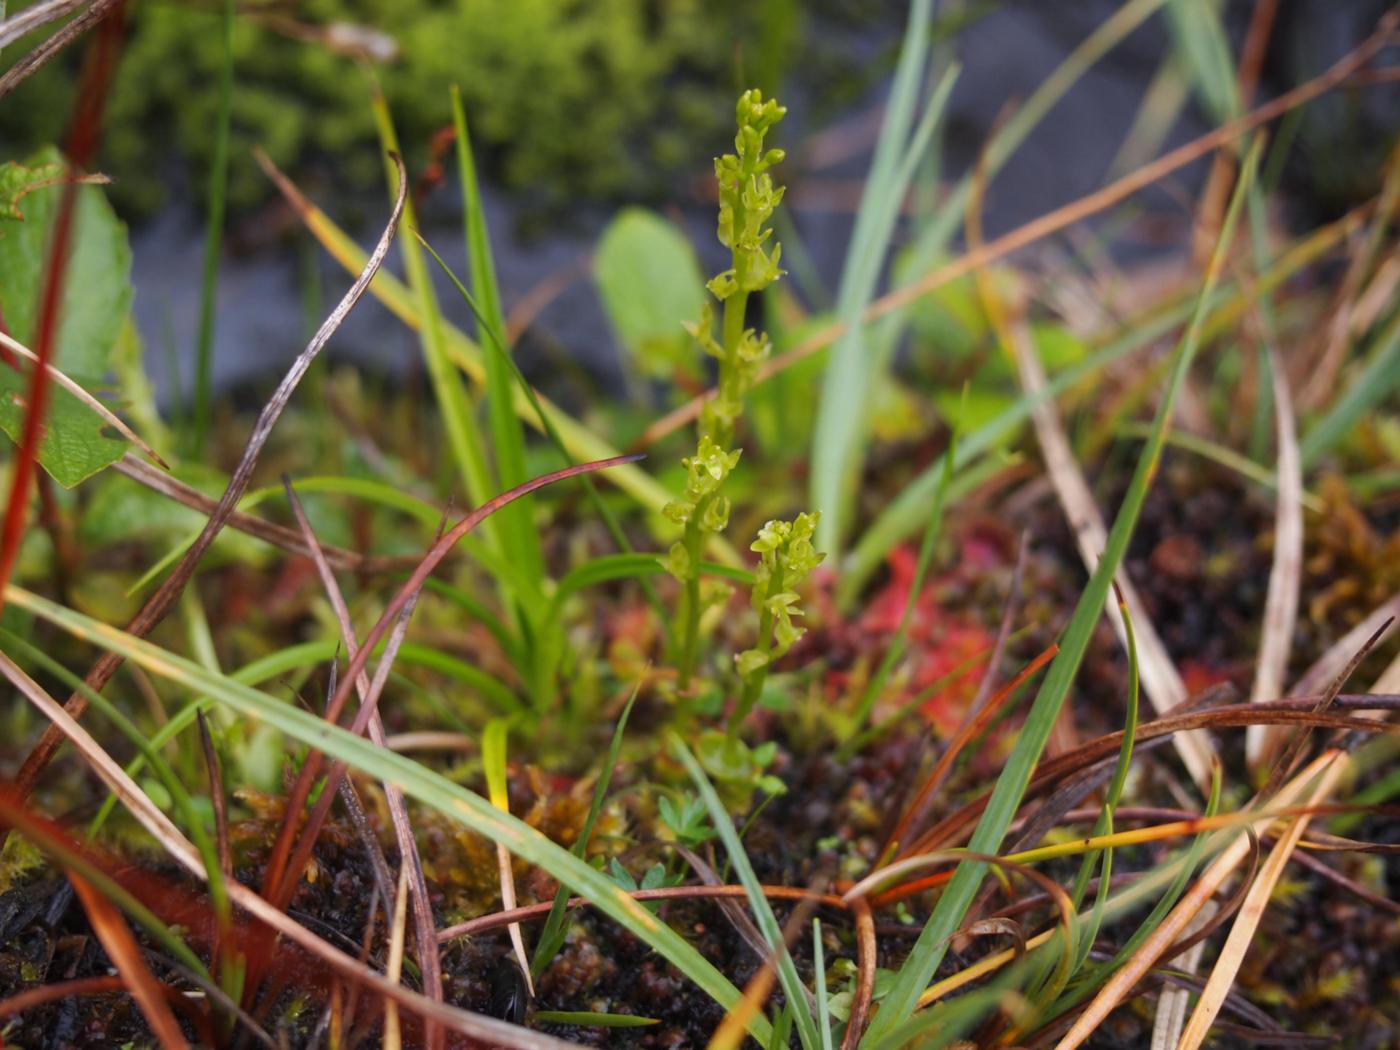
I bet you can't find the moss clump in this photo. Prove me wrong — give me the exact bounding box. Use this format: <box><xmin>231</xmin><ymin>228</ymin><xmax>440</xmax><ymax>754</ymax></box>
<box><xmin>0</xmin><ymin>0</ymin><xmax>746</xmax><ymax>216</ymax></box>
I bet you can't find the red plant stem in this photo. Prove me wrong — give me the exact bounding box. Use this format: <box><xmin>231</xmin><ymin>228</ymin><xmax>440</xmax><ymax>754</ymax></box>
<box><xmin>886</xmin><ymin>643</ymin><xmax>1059</xmax><ymax>858</ymax></box>
<box><xmin>0</xmin><ymin>976</ymin><xmax>125</xmax><ymax>1021</ymax></box>
<box><xmin>0</xmin><ymin>6</ymin><xmax>125</xmax><ymax>617</ymax></box>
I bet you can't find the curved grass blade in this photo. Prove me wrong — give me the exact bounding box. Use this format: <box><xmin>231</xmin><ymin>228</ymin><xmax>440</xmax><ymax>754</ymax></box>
<box><xmin>5</xmin><ymin>582</ymin><xmax>770</xmax><ymax>1047</ymax></box>
<box><xmin>859</xmin><ymin>137</ymin><xmax>1262</xmax><ymax>1048</ymax></box>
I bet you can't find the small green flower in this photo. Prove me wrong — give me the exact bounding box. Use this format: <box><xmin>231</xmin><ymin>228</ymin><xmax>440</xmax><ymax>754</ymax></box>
<box><xmin>735</xmin><ymin>511</ymin><xmax>825</xmax><ymax>696</ymax></box>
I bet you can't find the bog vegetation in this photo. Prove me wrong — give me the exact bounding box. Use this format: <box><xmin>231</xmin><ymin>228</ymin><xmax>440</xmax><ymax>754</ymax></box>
<box><xmin>0</xmin><ymin>1</ymin><xmax>1397</xmax><ymax>1048</ymax></box>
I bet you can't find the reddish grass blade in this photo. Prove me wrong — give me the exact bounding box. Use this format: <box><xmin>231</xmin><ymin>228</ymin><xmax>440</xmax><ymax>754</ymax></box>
<box><xmin>886</xmin><ymin>643</ymin><xmax>1059</xmax><ymax>857</ymax></box>
<box><xmin>0</xmin><ymin>7</ymin><xmax>124</xmax><ymax>617</ymax></box>
<box><xmin>258</xmin><ymin>452</ymin><xmax>642</xmax><ymax>908</ymax></box>
<box><xmin>0</xmin><ymin>975</ymin><xmax>125</xmax><ymax>1023</ymax></box>
<box><xmin>68</xmin><ymin>870</ymin><xmax>191</xmax><ymax>1050</ymax></box>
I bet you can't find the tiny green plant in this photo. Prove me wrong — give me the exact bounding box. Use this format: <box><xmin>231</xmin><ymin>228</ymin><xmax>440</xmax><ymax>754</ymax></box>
<box><xmin>665</xmin><ymin>89</ymin><xmax>793</xmax><ymax>690</ymax></box>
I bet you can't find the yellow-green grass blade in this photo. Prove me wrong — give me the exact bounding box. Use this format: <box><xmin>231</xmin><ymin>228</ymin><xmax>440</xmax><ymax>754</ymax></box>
<box><xmin>257</xmin><ymin>153</ymin><xmax>729</xmax><ymax>560</ymax></box>
<box><xmin>452</xmin><ymin>86</ymin><xmax>544</xmax><ymax>599</ymax></box>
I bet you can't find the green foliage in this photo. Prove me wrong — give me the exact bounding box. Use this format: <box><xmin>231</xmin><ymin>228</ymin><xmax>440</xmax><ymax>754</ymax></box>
<box><xmin>694</xmin><ymin>730</ymin><xmax>785</xmax><ymax>812</ymax></box>
<box><xmin>594</xmin><ymin>208</ymin><xmax>707</xmax><ymax>379</ymax></box>
<box><xmin>606</xmin><ymin>858</ymin><xmax>673</xmax><ymax>914</ymax></box>
<box><xmin>657</xmin><ymin>791</ymin><xmax>717</xmax><ymax>848</ymax></box>
<box><xmin>699</xmin><ymin>89</ymin><xmax>787</xmax><ymax>446</ymax></box>
<box><xmin>0</xmin><ymin>147</ymin><xmax>132</xmax><ymax>486</ymax></box>
<box><xmin>731</xmin><ymin>511</ymin><xmax>824</xmax><ymax>730</ymax></box>
<box><xmin>0</xmin><ymin>0</ymin><xmax>744</xmax><ymax>216</ymax></box>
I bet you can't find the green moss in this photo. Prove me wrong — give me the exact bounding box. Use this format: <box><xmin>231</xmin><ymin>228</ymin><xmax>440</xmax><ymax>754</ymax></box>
<box><xmin>0</xmin><ymin>0</ymin><xmax>748</xmax><ymax>216</ymax></box>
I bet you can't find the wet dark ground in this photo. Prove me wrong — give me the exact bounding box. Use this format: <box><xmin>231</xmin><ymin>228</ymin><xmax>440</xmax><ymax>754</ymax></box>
<box><xmin>2</xmin><ymin>452</ymin><xmax>1397</xmax><ymax>1048</ymax></box>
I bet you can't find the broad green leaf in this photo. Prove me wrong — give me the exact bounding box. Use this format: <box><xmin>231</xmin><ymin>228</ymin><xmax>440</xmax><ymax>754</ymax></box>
<box><xmin>0</xmin><ymin>381</ymin><xmax>130</xmax><ymax>488</ymax></box>
<box><xmin>0</xmin><ymin>156</ymin><xmax>63</xmax><ymax>220</ymax></box>
<box><xmin>0</xmin><ymin>147</ymin><xmax>134</xmax><ymax>486</ymax></box>
<box><xmin>0</xmin><ymin>147</ymin><xmax>132</xmax><ymax>379</ymax></box>
<box><xmin>594</xmin><ymin>207</ymin><xmax>706</xmax><ymax>378</ymax></box>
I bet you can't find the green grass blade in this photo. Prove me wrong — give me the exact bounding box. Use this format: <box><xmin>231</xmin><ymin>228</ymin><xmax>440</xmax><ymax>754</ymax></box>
<box><xmin>1066</xmin><ymin>589</ymin><xmax>1141</xmax><ymax>980</ymax></box>
<box><xmin>266</xmin><ymin>173</ymin><xmax>703</xmax><ymax>539</ymax></box>
<box><xmin>368</xmin><ymin>88</ymin><xmax>501</xmax><ymax>565</ymax></box>
<box><xmin>808</xmin><ymin>0</ymin><xmax>949</xmax><ymax>555</ymax></box>
<box><xmin>190</xmin><ymin>0</ymin><xmax>234</xmax><ymax>458</ymax></box>
<box><xmin>1050</xmin><ymin>762</ymin><xmax>1223</xmax><ymax>1018</ymax></box>
<box><xmin>531</xmin><ymin>681</ymin><xmax>640</xmax><ymax>975</ymax></box>
<box><xmin>6</xmin><ymin>583</ymin><xmax>770</xmax><ymax>1047</ymax></box>
<box><xmin>85</xmin><ymin>637</ymin><xmax>509</xmax><ymax>837</ymax></box>
<box><xmin>672</xmin><ymin>734</ymin><xmax>820</xmax><ymax>1050</ymax></box>
<box><xmin>452</xmin><ymin>85</ymin><xmax>544</xmax><ymax>597</ymax></box>
<box><xmin>1300</xmin><ymin>309</ymin><xmax>1400</xmax><ymax>468</ymax></box>
<box><xmin>1164</xmin><ymin>0</ymin><xmax>1240</xmax><ymax>122</ymax></box>
<box><xmin>860</xmin><ymin>138</ymin><xmax>1261</xmax><ymax>1047</ymax></box>
<box><xmin>814</xmin><ymin>919</ymin><xmax>834</xmax><ymax>1050</ymax></box>
<box><xmin>532</xmin><ymin>1012</ymin><xmax>658</xmax><ymax>1028</ymax></box>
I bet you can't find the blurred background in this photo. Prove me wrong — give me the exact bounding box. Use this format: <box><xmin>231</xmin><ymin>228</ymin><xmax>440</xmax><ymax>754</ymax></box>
<box><xmin>0</xmin><ymin>0</ymin><xmax>1395</xmax><ymax>407</ymax></box>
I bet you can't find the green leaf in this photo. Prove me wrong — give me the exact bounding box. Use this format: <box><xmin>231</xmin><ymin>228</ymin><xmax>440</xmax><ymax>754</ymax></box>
<box><xmin>0</xmin><ymin>157</ymin><xmax>64</xmax><ymax>220</ymax></box>
<box><xmin>594</xmin><ymin>207</ymin><xmax>707</xmax><ymax>378</ymax></box>
<box><xmin>0</xmin><ymin>148</ymin><xmax>132</xmax><ymax>379</ymax></box>
<box><xmin>0</xmin><ymin>147</ymin><xmax>134</xmax><ymax>486</ymax></box>
<box><xmin>0</xmin><ymin>379</ymin><xmax>130</xmax><ymax>488</ymax></box>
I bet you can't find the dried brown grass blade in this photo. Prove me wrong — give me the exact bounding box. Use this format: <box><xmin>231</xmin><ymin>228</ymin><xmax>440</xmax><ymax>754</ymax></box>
<box><xmin>382</xmin><ymin>864</ymin><xmax>410</xmax><ymax>1050</ymax></box>
<box><xmin>67</xmin><ymin>870</ymin><xmax>191</xmax><ymax>1050</ymax></box>
<box><xmin>841</xmin><ymin>896</ymin><xmax>877</xmax><ymax>1050</ymax></box>
<box><xmin>1246</xmin><ymin>344</ymin><xmax>1303</xmax><ymax>769</ymax></box>
<box><xmin>1051</xmin><ymin>749</ymin><xmax>1344</xmax><ymax>1049</ymax></box>
<box><xmin>1174</xmin><ymin>754</ymin><xmax>1348</xmax><ymax>1049</ymax></box>
<box><xmin>0</xmin><ymin>975</ymin><xmax>124</xmax><ymax>1022</ymax></box>
<box><xmin>9</xmin><ymin>152</ymin><xmax>410</xmax><ymax>810</ymax></box>
<box><xmin>999</xmin><ymin>304</ymin><xmax>1214</xmax><ymax>789</ymax></box>
<box><xmin>0</xmin><ymin>644</ymin><xmax>587</xmax><ymax>1049</ymax></box>
<box><xmin>0</xmin><ymin>0</ymin><xmax>123</xmax><ymax>100</ymax></box>
<box><xmin>1291</xmin><ymin>591</ymin><xmax>1400</xmax><ymax>697</ymax></box>
<box><xmin>112</xmin><ymin>455</ymin><xmax>416</xmax><ymax>575</ymax></box>
<box><xmin>1297</xmin><ymin>143</ymin><xmax>1400</xmax><ymax>410</ymax></box>
<box><xmin>1149</xmin><ymin>901</ymin><xmax>1214</xmax><ymax>1050</ymax></box>
<box><xmin>280</xmin><ymin>481</ymin><xmax>444</xmax><ymax>1036</ymax></box>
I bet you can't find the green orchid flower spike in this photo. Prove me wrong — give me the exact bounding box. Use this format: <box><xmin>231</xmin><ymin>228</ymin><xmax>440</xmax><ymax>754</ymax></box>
<box><xmin>731</xmin><ymin>511</ymin><xmax>825</xmax><ymax>736</ymax></box>
<box><xmin>668</xmin><ymin>89</ymin><xmax>789</xmax><ymax>689</ymax></box>
<box><xmin>697</xmin><ymin>88</ymin><xmax>787</xmax><ymax>449</ymax></box>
